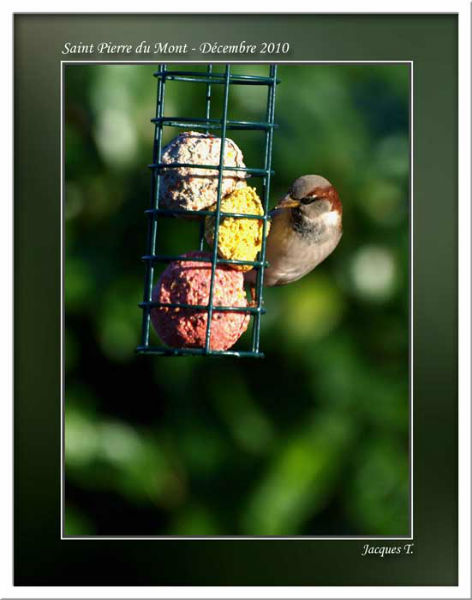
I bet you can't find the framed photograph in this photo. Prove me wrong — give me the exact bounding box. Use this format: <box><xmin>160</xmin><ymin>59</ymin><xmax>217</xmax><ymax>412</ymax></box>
<box><xmin>7</xmin><ymin>7</ymin><xmax>469</xmax><ymax>597</ymax></box>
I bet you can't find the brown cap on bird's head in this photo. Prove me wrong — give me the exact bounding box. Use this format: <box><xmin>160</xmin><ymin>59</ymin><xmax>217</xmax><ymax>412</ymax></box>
<box><xmin>290</xmin><ymin>174</ymin><xmax>332</xmax><ymax>199</ymax></box>
<box><xmin>278</xmin><ymin>174</ymin><xmax>342</xmax><ymax>215</ymax></box>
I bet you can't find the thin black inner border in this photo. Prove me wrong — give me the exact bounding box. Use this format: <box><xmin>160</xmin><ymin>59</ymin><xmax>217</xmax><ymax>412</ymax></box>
<box><xmin>60</xmin><ymin>59</ymin><xmax>413</xmax><ymax>541</ymax></box>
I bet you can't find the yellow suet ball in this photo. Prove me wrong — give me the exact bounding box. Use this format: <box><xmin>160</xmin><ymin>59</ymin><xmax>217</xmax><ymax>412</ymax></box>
<box><xmin>205</xmin><ymin>186</ymin><xmax>270</xmax><ymax>271</ymax></box>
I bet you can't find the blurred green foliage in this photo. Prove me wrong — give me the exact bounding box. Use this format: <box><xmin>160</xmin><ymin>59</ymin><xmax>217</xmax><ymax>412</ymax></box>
<box><xmin>65</xmin><ymin>63</ymin><xmax>409</xmax><ymax>537</ymax></box>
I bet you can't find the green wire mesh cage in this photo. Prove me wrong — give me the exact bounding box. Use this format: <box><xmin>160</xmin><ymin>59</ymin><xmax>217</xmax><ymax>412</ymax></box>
<box><xmin>137</xmin><ymin>64</ymin><xmax>279</xmax><ymax>358</ymax></box>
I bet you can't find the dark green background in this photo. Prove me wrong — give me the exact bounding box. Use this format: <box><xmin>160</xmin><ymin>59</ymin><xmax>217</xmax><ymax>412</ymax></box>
<box><xmin>14</xmin><ymin>13</ymin><xmax>457</xmax><ymax>586</ymax></box>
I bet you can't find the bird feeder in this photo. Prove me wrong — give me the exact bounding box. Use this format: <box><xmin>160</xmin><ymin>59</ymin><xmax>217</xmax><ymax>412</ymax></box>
<box><xmin>137</xmin><ymin>64</ymin><xmax>279</xmax><ymax>358</ymax></box>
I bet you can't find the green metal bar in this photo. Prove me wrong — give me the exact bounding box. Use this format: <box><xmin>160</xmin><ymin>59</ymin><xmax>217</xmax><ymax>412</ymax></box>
<box><xmin>142</xmin><ymin>254</ymin><xmax>268</xmax><ymax>268</ymax></box>
<box><xmin>148</xmin><ymin>162</ymin><xmax>272</xmax><ymax>176</ymax></box>
<box><xmin>251</xmin><ymin>65</ymin><xmax>277</xmax><ymax>353</ymax></box>
<box><xmin>145</xmin><ymin>208</ymin><xmax>270</xmax><ymax>221</ymax></box>
<box><xmin>140</xmin><ymin>63</ymin><xmax>167</xmax><ymax>348</ymax></box>
<box><xmin>140</xmin><ymin>301</ymin><xmax>265</xmax><ymax>314</ymax></box>
<box><xmin>136</xmin><ymin>346</ymin><xmax>265</xmax><ymax>358</ymax></box>
<box><xmin>204</xmin><ymin>65</ymin><xmax>231</xmax><ymax>353</ymax></box>
<box><xmin>151</xmin><ymin>116</ymin><xmax>277</xmax><ymax>131</ymax></box>
<box><xmin>154</xmin><ymin>70</ymin><xmax>280</xmax><ymax>86</ymax></box>
<box><xmin>204</xmin><ymin>65</ymin><xmax>213</xmax><ymax>130</ymax></box>
<box><xmin>200</xmin><ymin>64</ymin><xmax>213</xmax><ymax>250</ymax></box>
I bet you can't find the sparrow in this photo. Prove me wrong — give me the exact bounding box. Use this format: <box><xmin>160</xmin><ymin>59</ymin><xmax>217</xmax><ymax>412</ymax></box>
<box><xmin>245</xmin><ymin>175</ymin><xmax>343</xmax><ymax>292</ymax></box>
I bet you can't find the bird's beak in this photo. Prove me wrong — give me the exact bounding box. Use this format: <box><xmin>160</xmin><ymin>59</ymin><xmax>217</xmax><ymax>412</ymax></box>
<box><xmin>277</xmin><ymin>194</ymin><xmax>300</xmax><ymax>209</ymax></box>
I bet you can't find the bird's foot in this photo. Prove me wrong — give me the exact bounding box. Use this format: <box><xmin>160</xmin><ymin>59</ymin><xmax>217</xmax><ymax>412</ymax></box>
<box><xmin>248</xmin><ymin>285</ymin><xmax>257</xmax><ymax>308</ymax></box>
<box><xmin>247</xmin><ymin>285</ymin><xmax>265</xmax><ymax>308</ymax></box>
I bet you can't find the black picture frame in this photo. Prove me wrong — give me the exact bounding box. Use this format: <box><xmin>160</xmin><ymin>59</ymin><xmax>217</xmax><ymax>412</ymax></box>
<box><xmin>14</xmin><ymin>12</ymin><xmax>458</xmax><ymax>587</ymax></box>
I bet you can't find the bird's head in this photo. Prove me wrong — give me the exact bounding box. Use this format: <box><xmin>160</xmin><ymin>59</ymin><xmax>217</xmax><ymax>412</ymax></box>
<box><xmin>277</xmin><ymin>175</ymin><xmax>342</xmax><ymax>222</ymax></box>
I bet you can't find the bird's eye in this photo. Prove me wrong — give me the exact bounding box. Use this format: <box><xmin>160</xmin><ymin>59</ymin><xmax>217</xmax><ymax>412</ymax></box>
<box><xmin>301</xmin><ymin>195</ymin><xmax>318</xmax><ymax>205</ymax></box>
